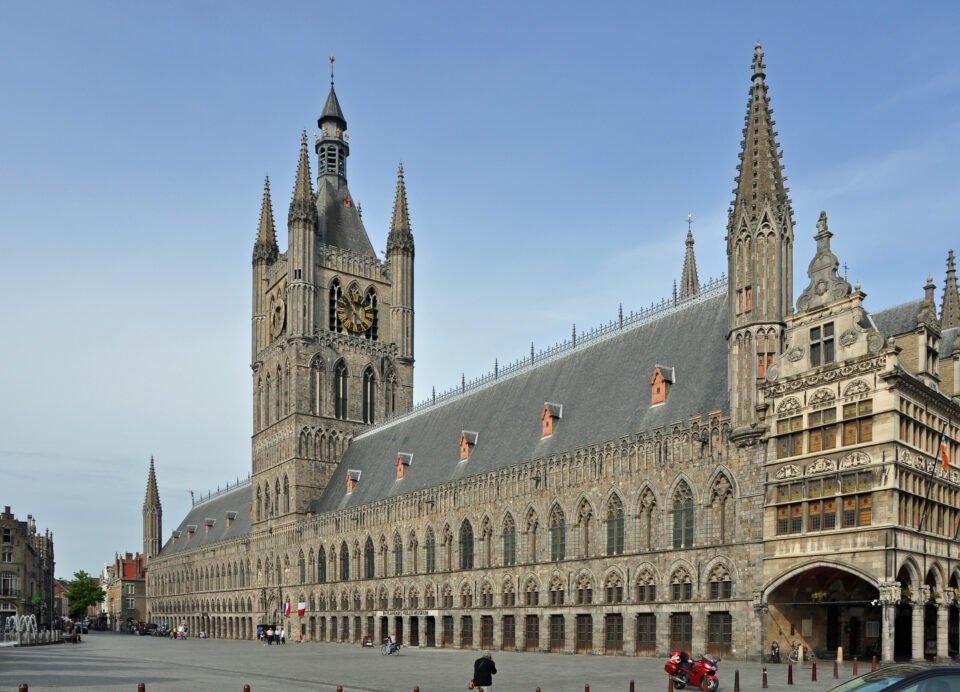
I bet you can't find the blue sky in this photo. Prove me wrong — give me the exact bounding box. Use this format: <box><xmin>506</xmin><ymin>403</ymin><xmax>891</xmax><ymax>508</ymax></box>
<box><xmin>2</xmin><ymin>2</ymin><xmax>959</xmax><ymax>577</ymax></box>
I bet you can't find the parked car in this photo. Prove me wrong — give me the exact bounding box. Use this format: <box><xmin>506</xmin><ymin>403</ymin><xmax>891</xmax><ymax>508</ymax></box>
<box><xmin>829</xmin><ymin>663</ymin><xmax>960</xmax><ymax>691</ymax></box>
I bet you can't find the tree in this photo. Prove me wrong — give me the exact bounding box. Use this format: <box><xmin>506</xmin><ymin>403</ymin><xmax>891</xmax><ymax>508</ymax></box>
<box><xmin>65</xmin><ymin>570</ymin><xmax>104</xmax><ymax>618</ymax></box>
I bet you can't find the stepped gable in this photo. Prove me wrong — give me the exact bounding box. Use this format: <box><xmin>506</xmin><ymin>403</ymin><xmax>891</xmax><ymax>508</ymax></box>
<box><xmin>309</xmin><ymin>291</ymin><xmax>728</xmax><ymax>513</ymax></box>
<box><xmin>871</xmin><ymin>299</ymin><xmax>924</xmax><ymax>338</ymax></box>
<box><xmin>158</xmin><ymin>483</ymin><xmax>250</xmax><ymax>555</ymax></box>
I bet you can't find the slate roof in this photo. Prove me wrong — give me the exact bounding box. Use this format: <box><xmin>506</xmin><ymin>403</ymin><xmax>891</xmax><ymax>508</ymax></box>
<box><xmin>871</xmin><ymin>299</ymin><xmax>922</xmax><ymax>338</ymax></box>
<box><xmin>316</xmin><ymin>178</ymin><xmax>375</xmax><ymax>256</ymax></box>
<box><xmin>319</xmin><ymin>86</ymin><xmax>346</xmax><ymax>127</ymax></box>
<box><xmin>158</xmin><ymin>483</ymin><xmax>251</xmax><ymax>556</ymax></box>
<box><xmin>308</xmin><ymin>290</ymin><xmax>729</xmax><ymax>513</ymax></box>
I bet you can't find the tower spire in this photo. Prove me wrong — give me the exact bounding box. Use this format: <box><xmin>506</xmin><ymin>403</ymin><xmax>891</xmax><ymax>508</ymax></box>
<box><xmin>940</xmin><ymin>249</ymin><xmax>959</xmax><ymax>329</ymax></box>
<box><xmin>289</xmin><ymin>131</ymin><xmax>316</xmax><ymax>225</ymax></box>
<box><xmin>144</xmin><ymin>456</ymin><xmax>160</xmax><ymax>508</ymax></box>
<box><xmin>387</xmin><ymin>162</ymin><xmax>414</xmax><ymax>252</ymax></box>
<box><xmin>252</xmin><ymin>176</ymin><xmax>278</xmax><ymax>263</ymax></box>
<box><xmin>142</xmin><ymin>457</ymin><xmax>162</xmax><ymax>560</ymax></box>
<box><xmin>679</xmin><ymin>218</ymin><xmax>699</xmax><ymax>301</ymax></box>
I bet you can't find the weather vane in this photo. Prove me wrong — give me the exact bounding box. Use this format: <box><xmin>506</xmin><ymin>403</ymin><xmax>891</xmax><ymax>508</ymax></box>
<box><xmin>329</xmin><ymin>55</ymin><xmax>335</xmax><ymax>86</ymax></box>
<box><xmin>687</xmin><ymin>213</ymin><xmax>694</xmax><ymax>231</ymax></box>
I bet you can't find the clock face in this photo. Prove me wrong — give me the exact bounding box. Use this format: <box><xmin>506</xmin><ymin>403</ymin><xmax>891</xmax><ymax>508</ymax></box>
<box><xmin>270</xmin><ymin>294</ymin><xmax>286</xmax><ymax>337</ymax></box>
<box><xmin>336</xmin><ymin>289</ymin><xmax>375</xmax><ymax>334</ymax></box>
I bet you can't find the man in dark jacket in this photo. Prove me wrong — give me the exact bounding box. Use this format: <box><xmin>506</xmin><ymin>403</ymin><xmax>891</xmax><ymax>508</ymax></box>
<box><xmin>473</xmin><ymin>650</ymin><xmax>497</xmax><ymax>691</ymax></box>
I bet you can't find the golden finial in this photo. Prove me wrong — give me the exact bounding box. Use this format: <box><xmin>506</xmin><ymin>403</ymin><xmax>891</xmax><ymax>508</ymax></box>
<box><xmin>322</xmin><ymin>126</ymin><xmax>328</xmax><ymax>136</ymax></box>
<box><xmin>335</xmin><ymin>128</ymin><xmax>341</xmax><ymax>138</ymax></box>
<box><xmin>329</xmin><ymin>55</ymin><xmax>335</xmax><ymax>86</ymax></box>
<box><xmin>345</xmin><ymin>133</ymin><xmax>349</xmax><ymax>142</ymax></box>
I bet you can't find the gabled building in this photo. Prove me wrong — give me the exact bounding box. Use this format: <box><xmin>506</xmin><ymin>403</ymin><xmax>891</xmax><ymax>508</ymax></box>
<box><xmin>143</xmin><ymin>46</ymin><xmax>960</xmax><ymax>661</ymax></box>
<box><xmin>0</xmin><ymin>506</ymin><xmax>55</xmax><ymax>629</ymax></box>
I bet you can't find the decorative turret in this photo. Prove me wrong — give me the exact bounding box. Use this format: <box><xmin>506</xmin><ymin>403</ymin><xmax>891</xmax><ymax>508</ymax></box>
<box><xmin>726</xmin><ymin>43</ymin><xmax>795</xmax><ymax>439</ymax></box>
<box><xmin>252</xmin><ymin>176</ymin><xmax>278</xmax><ymax>358</ymax></box>
<box><xmin>253</xmin><ymin>176</ymin><xmax>278</xmax><ymax>264</ymax></box>
<box><xmin>387</xmin><ymin>162</ymin><xmax>415</xmax><ymax>386</ymax></box>
<box><xmin>679</xmin><ymin>226</ymin><xmax>699</xmax><ymax>301</ymax></box>
<box><xmin>288</xmin><ymin>131</ymin><xmax>318</xmax><ymax>339</ymax></box>
<box><xmin>795</xmin><ymin>211</ymin><xmax>851</xmax><ymax>313</ymax></box>
<box><xmin>941</xmin><ymin>249</ymin><xmax>959</xmax><ymax>330</ymax></box>
<box><xmin>142</xmin><ymin>457</ymin><xmax>162</xmax><ymax>561</ymax></box>
<box><xmin>918</xmin><ymin>276</ymin><xmax>941</xmax><ymax>332</ymax></box>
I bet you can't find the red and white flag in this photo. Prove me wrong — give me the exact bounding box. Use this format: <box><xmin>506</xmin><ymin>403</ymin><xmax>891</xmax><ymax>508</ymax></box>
<box><xmin>283</xmin><ymin>602</ymin><xmax>291</xmax><ymax>616</ymax></box>
<box><xmin>297</xmin><ymin>602</ymin><xmax>306</xmax><ymax>617</ymax></box>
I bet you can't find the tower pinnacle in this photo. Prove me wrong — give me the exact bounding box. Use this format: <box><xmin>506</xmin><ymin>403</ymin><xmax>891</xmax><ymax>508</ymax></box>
<box><xmin>387</xmin><ymin>162</ymin><xmax>414</xmax><ymax>253</ymax></box>
<box><xmin>289</xmin><ymin>131</ymin><xmax>317</xmax><ymax>225</ymax></box>
<box><xmin>252</xmin><ymin>176</ymin><xmax>278</xmax><ymax>263</ymax></box>
<box><xmin>679</xmin><ymin>226</ymin><xmax>699</xmax><ymax>301</ymax></box>
<box><xmin>940</xmin><ymin>249</ymin><xmax>959</xmax><ymax>329</ymax></box>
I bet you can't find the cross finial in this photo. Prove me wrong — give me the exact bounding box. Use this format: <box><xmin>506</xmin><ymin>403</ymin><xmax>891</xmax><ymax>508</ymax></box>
<box><xmin>329</xmin><ymin>55</ymin><xmax>335</xmax><ymax>86</ymax></box>
<box><xmin>686</xmin><ymin>212</ymin><xmax>694</xmax><ymax>231</ymax></box>
<box><xmin>842</xmin><ymin>262</ymin><xmax>849</xmax><ymax>280</ymax></box>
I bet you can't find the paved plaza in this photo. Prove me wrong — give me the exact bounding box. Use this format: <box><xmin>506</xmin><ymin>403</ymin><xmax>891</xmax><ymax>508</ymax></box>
<box><xmin>0</xmin><ymin>632</ymin><xmax>909</xmax><ymax>692</ymax></box>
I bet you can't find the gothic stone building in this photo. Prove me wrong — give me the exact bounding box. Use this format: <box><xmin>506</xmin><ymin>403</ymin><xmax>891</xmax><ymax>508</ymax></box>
<box><xmin>143</xmin><ymin>46</ymin><xmax>960</xmax><ymax>661</ymax></box>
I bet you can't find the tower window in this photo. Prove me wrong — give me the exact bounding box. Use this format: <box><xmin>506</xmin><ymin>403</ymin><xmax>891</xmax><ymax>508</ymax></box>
<box><xmin>334</xmin><ymin>362</ymin><xmax>348</xmax><ymax>420</ymax></box>
<box><xmin>329</xmin><ymin>280</ymin><xmax>343</xmax><ymax>333</ymax></box>
<box><xmin>362</xmin><ymin>367</ymin><xmax>375</xmax><ymax>424</ymax></box>
<box><xmin>810</xmin><ymin>323</ymin><xmax>835</xmax><ymax>366</ymax></box>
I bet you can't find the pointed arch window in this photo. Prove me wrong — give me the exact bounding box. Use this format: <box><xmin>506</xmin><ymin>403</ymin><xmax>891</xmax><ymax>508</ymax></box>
<box><xmin>460</xmin><ymin>521</ymin><xmax>474</xmax><ymax>570</ymax></box>
<box><xmin>311</xmin><ymin>358</ymin><xmax>324</xmax><ymax>416</ymax></box>
<box><xmin>673</xmin><ymin>483</ymin><xmax>694</xmax><ymax>549</ymax></box>
<box><xmin>394</xmin><ymin>535</ymin><xmax>403</xmax><ymax>576</ymax></box>
<box><xmin>283</xmin><ymin>475</ymin><xmax>290</xmax><ymax>513</ymax></box>
<box><xmin>329</xmin><ymin>280</ymin><xmax>343</xmax><ymax>332</ymax></box>
<box><xmin>339</xmin><ymin>542</ymin><xmax>350</xmax><ymax>581</ymax></box>
<box><xmin>384</xmin><ymin>371</ymin><xmax>397</xmax><ymax>418</ymax></box>
<box><xmin>362</xmin><ymin>367</ymin><xmax>375</xmax><ymax>424</ymax></box>
<box><xmin>502</xmin><ymin>515</ymin><xmax>516</xmax><ymax>566</ymax></box>
<box><xmin>606</xmin><ymin>496</ymin><xmax>625</xmax><ymax>556</ymax></box>
<box><xmin>363</xmin><ymin>288</ymin><xmax>379</xmax><ymax>341</ymax></box>
<box><xmin>256</xmin><ymin>487</ymin><xmax>262</xmax><ymax>522</ymax></box>
<box><xmin>550</xmin><ymin>506</ymin><xmax>566</xmax><ymax>562</ymax></box>
<box><xmin>298</xmin><ymin>551</ymin><xmax>306</xmax><ymax>584</ymax></box>
<box><xmin>264</xmin><ymin>374</ymin><xmax>272</xmax><ymax>426</ymax></box>
<box><xmin>639</xmin><ymin>490</ymin><xmax>656</xmax><ymax>552</ymax></box>
<box><xmin>318</xmin><ymin>546</ymin><xmax>327</xmax><ymax>583</ymax></box>
<box><xmin>425</xmin><ymin>529</ymin><xmax>436</xmax><ymax>574</ymax></box>
<box><xmin>364</xmin><ymin>537</ymin><xmax>375</xmax><ymax>579</ymax></box>
<box><xmin>334</xmin><ymin>361</ymin><xmax>348</xmax><ymax>420</ymax></box>
<box><xmin>263</xmin><ymin>483</ymin><xmax>271</xmax><ymax>518</ymax></box>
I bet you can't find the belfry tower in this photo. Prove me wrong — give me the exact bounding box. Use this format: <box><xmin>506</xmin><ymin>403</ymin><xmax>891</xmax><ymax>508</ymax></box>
<box><xmin>250</xmin><ymin>73</ymin><xmax>415</xmax><ymax>528</ymax></box>
<box><xmin>727</xmin><ymin>44</ymin><xmax>795</xmax><ymax>441</ymax></box>
<box><xmin>142</xmin><ymin>457</ymin><xmax>162</xmax><ymax>561</ymax></box>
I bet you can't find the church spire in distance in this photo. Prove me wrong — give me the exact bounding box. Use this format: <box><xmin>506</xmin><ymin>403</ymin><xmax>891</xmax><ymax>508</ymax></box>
<box><xmin>679</xmin><ymin>214</ymin><xmax>699</xmax><ymax>301</ymax></box>
<box><xmin>142</xmin><ymin>457</ymin><xmax>162</xmax><ymax>560</ymax></box>
<box><xmin>252</xmin><ymin>176</ymin><xmax>278</xmax><ymax>263</ymax></box>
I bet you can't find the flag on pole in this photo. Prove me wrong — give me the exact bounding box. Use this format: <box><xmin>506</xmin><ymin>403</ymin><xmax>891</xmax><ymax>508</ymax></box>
<box><xmin>297</xmin><ymin>602</ymin><xmax>306</xmax><ymax>617</ymax></box>
<box><xmin>283</xmin><ymin>602</ymin><xmax>291</xmax><ymax>616</ymax></box>
<box><xmin>941</xmin><ymin>433</ymin><xmax>950</xmax><ymax>470</ymax></box>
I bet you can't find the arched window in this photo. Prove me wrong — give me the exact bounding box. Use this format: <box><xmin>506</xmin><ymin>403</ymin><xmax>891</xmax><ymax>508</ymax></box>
<box><xmin>673</xmin><ymin>482</ymin><xmax>694</xmax><ymax>549</ymax></box>
<box><xmin>549</xmin><ymin>506</ymin><xmax>565</xmax><ymax>562</ymax></box>
<box><xmin>708</xmin><ymin>564</ymin><xmax>732</xmax><ymax>600</ymax></box>
<box><xmin>394</xmin><ymin>535</ymin><xmax>403</xmax><ymax>576</ymax></box>
<box><xmin>460</xmin><ymin>521</ymin><xmax>474</xmax><ymax>570</ymax></box>
<box><xmin>298</xmin><ymin>551</ymin><xmax>306</xmax><ymax>584</ymax></box>
<box><xmin>364</xmin><ymin>537</ymin><xmax>375</xmax><ymax>579</ymax></box>
<box><xmin>524</xmin><ymin>578</ymin><xmax>540</xmax><ymax>606</ymax></box>
<box><xmin>639</xmin><ymin>489</ymin><xmax>656</xmax><ymax>551</ymax></box>
<box><xmin>311</xmin><ymin>358</ymin><xmax>324</xmax><ymax>416</ymax></box>
<box><xmin>274</xmin><ymin>479</ymin><xmax>281</xmax><ymax>516</ymax></box>
<box><xmin>256</xmin><ymin>487</ymin><xmax>262</xmax><ymax>522</ymax></box>
<box><xmin>606</xmin><ymin>496</ymin><xmax>624</xmax><ymax>555</ymax></box>
<box><xmin>275</xmin><ymin>557</ymin><xmax>281</xmax><ymax>585</ymax></box>
<box><xmin>711</xmin><ymin>476</ymin><xmax>734</xmax><ymax>544</ymax></box>
<box><xmin>334</xmin><ymin>361</ymin><xmax>348</xmax><ymax>420</ymax></box>
<box><xmin>575</xmin><ymin>574</ymin><xmax>593</xmax><ymax>604</ymax></box>
<box><xmin>502</xmin><ymin>515</ymin><xmax>516</xmax><ymax>566</ymax></box>
<box><xmin>339</xmin><ymin>542</ymin><xmax>350</xmax><ymax>581</ymax></box>
<box><xmin>363</xmin><ymin>288</ymin><xmax>378</xmax><ymax>341</ymax></box>
<box><xmin>605</xmin><ymin>572</ymin><xmax>624</xmax><ymax>603</ymax></box>
<box><xmin>362</xmin><ymin>367</ymin><xmax>375</xmax><ymax>424</ymax></box>
<box><xmin>526</xmin><ymin>510</ymin><xmax>538</xmax><ymax>563</ymax></box>
<box><xmin>263</xmin><ymin>483</ymin><xmax>271</xmax><ymax>518</ymax></box>
<box><xmin>671</xmin><ymin>569</ymin><xmax>693</xmax><ymax>601</ymax></box>
<box><xmin>425</xmin><ymin>529</ymin><xmax>436</xmax><ymax>573</ymax></box>
<box><xmin>578</xmin><ymin>502</ymin><xmax>593</xmax><ymax>558</ymax></box>
<box><xmin>384</xmin><ymin>371</ymin><xmax>397</xmax><ymax>417</ymax></box>
<box><xmin>329</xmin><ymin>280</ymin><xmax>343</xmax><ymax>332</ymax></box>
<box><xmin>549</xmin><ymin>576</ymin><xmax>565</xmax><ymax>605</ymax></box>
<box><xmin>283</xmin><ymin>475</ymin><xmax>290</xmax><ymax>513</ymax></box>
<box><xmin>318</xmin><ymin>546</ymin><xmax>326</xmax><ymax>583</ymax></box>
<box><xmin>264</xmin><ymin>374</ymin><xmax>272</xmax><ymax>426</ymax></box>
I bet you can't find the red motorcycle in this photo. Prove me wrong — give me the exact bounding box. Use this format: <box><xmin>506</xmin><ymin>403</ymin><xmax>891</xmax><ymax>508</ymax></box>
<box><xmin>664</xmin><ymin>650</ymin><xmax>720</xmax><ymax>691</ymax></box>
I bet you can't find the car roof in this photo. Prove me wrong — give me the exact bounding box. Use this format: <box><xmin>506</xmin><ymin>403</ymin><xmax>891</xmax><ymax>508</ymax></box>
<box><xmin>830</xmin><ymin>664</ymin><xmax>960</xmax><ymax>691</ymax></box>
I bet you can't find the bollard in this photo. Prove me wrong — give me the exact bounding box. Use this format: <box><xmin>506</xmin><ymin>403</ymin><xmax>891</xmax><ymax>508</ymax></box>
<box><xmin>762</xmin><ymin>666</ymin><xmax>768</xmax><ymax>689</ymax></box>
<box><xmin>138</xmin><ymin>685</ymin><xmax>145</xmax><ymax>692</ymax></box>
<box><xmin>812</xmin><ymin>662</ymin><xmax>817</xmax><ymax>682</ymax></box>
<box><xmin>934</xmin><ymin>656</ymin><xmax>938</xmax><ymax>664</ymax></box>
<box><xmin>788</xmin><ymin>662</ymin><xmax>793</xmax><ymax>685</ymax></box>
<box><xmin>834</xmin><ymin>661</ymin><xmax>839</xmax><ymax>679</ymax></box>
<box><xmin>586</xmin><ymin>686</ymin><xmax>590</xmax><ymax>692</ymax></box>
<box><xmin>630</xmin><ymin>681</ymin><xmax>635</xmax><ymax>692</ymax></box>
<box><xmin>668</xmin><ymin>677</ymin><xmax>674</xmax><ymax>692</ymax></box>
<box><xmin>734</xmin><ymin>669</ymin><xmax>740</xmax><ymax>692</ymax></box>
<box><xmin>872</xmin><ymin>655</ymin><xmax>877</xmax><ymax>672</ymax></box>
<box><xmin>853</xmin><ymin>657</ymin><xmax>858</xmax><ymax>676</ymax></box>
<box><xmin>19</xmin><ymin>686</ymin><xmax>28</xmax><ymax>692</ymax></box>
<box><xmin>702</xmin><ymin>674</ymin><xmax>708</xmax><ymax>691</ymax></box>
<box><xmin>414</xmin><ymin>688</ymin><xmax>419</xmax><ymax>692</ymax></box>
<box><xmin>244</xmin><ymin>687</ymin><xmax>250</xmax><ymax>692</ymax></box>
<box><xmin>337</xmin><ymin>688</ymin><xmax>342</xmax><ymax>692</ymax></box>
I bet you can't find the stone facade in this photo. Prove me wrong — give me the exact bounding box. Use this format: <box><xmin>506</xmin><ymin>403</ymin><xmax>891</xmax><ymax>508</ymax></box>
<box><xmin>0</xmin><ymin>506</ymin><xmax>55</xmax><ymax>629</ymax></box>
<box><xmin>143</xmin><ymin>46</ymin><xmax>960</xmax><ymax>661</ymax></box>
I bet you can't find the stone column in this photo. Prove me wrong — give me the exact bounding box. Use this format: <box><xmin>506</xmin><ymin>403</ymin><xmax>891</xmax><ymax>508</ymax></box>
<box><xmin>881</xmin><ymin>603</ymin><xmax>896</xmax><ymax>662</ymax></box>
<box><xmin>563</xmin><ymin>613</ymin><xmax>574</xmax><ymax>654</ymax></box>
<box><xmin>657</xmin><ymin>608</ymin><xmax>670</xmax><ymax>658</ymax></box>
<box><xmin>911</xmin><ymin>603</ymin><xmax>924</xmax><ymax>661</ymax></box>
<box><xmin>401</xmin><ymin>615</ymin><xmax>410</xmax><ymax>646</ymax></box>
<box><xmin>691</xmin><ymin>606</ymin><xmax>706</xmax><ymax>655</ymax></box>
<box><xmin>937</xmin><ymin>603</ymin><xmax>949</xmax><ymax>661</ymax></box>
<box><xmin>492</xmin><ymin>613</ymin><xmax>502</xmax><ymax>651</ymax></box>
<box><xmin>592</xmin><ymin>609</ymin><xmax>604</xmax><ymax>654</ymax></box>
<box><xmin>624</xmin><ymin>612</ymin><xmax>637</xmax><ymax>655</ymax></box>
<box><xmin>540</xmin><ymin>613</ymin><xmax>549</xmax><ymax>653</ymax></box>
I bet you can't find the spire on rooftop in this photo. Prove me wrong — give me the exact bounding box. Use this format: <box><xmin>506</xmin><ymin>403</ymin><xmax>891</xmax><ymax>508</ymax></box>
<box><xmin>387</xmin><ymin>162</ymin><xmax>414</xmax><ymax>254</ymax></box>
<box><xmin>289</xmin><ymin>130</ymin><xmax>317</xmax><ymax>225</ymax></box>
<box><xmin>252</xmin><ymin>176</ymin><xmax>278</xmax><ymax>263</ymax></box>
<box><xmin>940</xmin><ymin>249</ymin><xmax>959</xmax><ymax>329</ymax></box>
<box><xmin>679</xmin><ymin>227</ymin><xmax>699</xmax><ymax>301</ymax></box>
<box><xmin>918</xmin><ymin>275</ymin><xmax>941</xmax><ymax>332</ymax></box>
<box><xmin>319</xmin><ymin>86</ymin><xmax>347</xmax><ymax>130</ymax></box>
<box><xmin>143</xmin><ymin>456</ymin><xmax>161</xmax><ymax>510</ymax></box>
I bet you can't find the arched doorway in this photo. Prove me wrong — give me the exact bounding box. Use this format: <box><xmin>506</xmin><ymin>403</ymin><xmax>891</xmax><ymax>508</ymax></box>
<box><xmin>766</xmin><ymin>564</ymin><xmax>879</xmax><ymax>660</ymax></box>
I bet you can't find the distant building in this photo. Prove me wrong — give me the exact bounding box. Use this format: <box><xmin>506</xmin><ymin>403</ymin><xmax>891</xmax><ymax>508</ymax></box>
<box><xmin>0</xmin><ymin>506</ymin><xmax>55</xmax><ymax>629</ymax></box>
<box><xmin>104</xmin><ymin>553</ymin><xmax>146</xmax><ymax>630</ymax></box>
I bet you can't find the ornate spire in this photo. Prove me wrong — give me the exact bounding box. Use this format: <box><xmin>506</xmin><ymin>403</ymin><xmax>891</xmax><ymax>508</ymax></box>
<box><xmin>289</xmin><ymin>130</ymin><xmax>317</xmax><ymax>225</ymax></box>
<box><xmin>387</xmin><ymin>162</ymin><xmax>414</xmax><ymax>254</ymax></box>
<box><xmin>679</xmin><ymin>229</ymin><xmax>699</xmax><ymax>300</ymax></box>
<box><xmin>319</xmin><ymin>85</ymin><xmax>347</xmax><ymax>130</ymax></box>
<box><xmin>729</xmin><ymin>42</ymin><xmax>792</xmax><ymax>229</ymax></box>
<box><xmin>940</xmin><ymin>249</ymin><xmax>959</xmax><ymax>329</ymax></box>
<box><xmin>143</xmin><ymin>457</ymin><xmax>161</xmax><ymax>510</ymax></box>
<box><xmin>918</xmin><ymin>275</ymin><xmax>941</xmax><ymax>332</ymax></box>
<box><xmin>796</xmin><ymin>211</ymin><xmax>851</xmax><ymax>312</ymax></box>
<box><xmin>252</xmin><ymin>175</ymin><xmax>278</xmax><ymax>263</ymax></box>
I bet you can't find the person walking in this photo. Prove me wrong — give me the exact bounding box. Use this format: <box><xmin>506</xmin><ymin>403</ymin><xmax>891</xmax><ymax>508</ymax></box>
<box><xmin>472</xmin><ymin>650</ymin><xmax>497</xmax><ymax>691</ymax></box>
<box><xmin>267</xmin><ymin>627</ymin><xmax>274</xmax><ymax>645</ymax></box>
<box><xmin>280</xmin><ymin>627</ymin><xmax>286</xmax><ymax>645</ymax></box>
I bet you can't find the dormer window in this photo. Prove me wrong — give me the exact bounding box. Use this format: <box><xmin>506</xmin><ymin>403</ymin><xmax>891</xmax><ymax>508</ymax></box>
<box><xmin>396</xmin><ymin>453</ymin><xmax>413</xmax><ymax>479</ymax></box>
<box><xmin>651</xmin><ymin>366</ymin><xmax>675</xmax><ymax>405</ymax></box>
<box><xmin>346</xmin><ymin>470</ymin><xmax>361</xmax><ymax>494</ymax></box>
<box><xmin>185</xmin><ymin>525</ymin><xmax>197</xmax><ymax>540</ymax></box>
<box><xmin>225</xmin><ymin>511</ymin><xmax>238</xmax><ymax>528</ymax></box>
<box><xmin>460</xmin><ymin>431</ymin><xmax>478</xmax><ymax>460</ymax></box>
<box><xmin>810</xmin><ymin>323</ymin><xmax>835</xmax><ymax>366</ymax></box>
<box><xmin>204</xmin><ymin>518</ymin><xmax>215</xmax><ymax>535</ymax></box>
<box><xmin>171</xmin><ymin>530</ymin><xmax>182</xmax><ymax>545</ymax></box>
<box><xmin>541</xmin><ymin>403</ymin><xmax>562</xmax><ymax>438</ymax></box>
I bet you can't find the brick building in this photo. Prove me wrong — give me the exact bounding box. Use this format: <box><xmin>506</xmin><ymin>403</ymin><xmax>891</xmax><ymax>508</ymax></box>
<box><xmin>0</xmin><ymin>506</ymin><xmax>55</xmax><ymax>629</ymax></box>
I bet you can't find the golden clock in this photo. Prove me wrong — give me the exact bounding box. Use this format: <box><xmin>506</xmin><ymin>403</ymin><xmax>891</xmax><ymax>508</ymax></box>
<box><xmin>336</xmin><ymin>289</ymin><xmax>375</xmax><ymax>334</ymax></box>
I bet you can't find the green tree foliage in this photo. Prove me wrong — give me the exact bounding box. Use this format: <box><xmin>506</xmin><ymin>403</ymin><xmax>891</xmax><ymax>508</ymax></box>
<box><xmin>65</xmin><ymin>570</ymin><xmax>105</xmax><ymax>618</ymax></box>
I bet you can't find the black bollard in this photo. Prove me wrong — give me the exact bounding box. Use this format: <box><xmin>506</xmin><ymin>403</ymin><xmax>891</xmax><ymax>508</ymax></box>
<box><xmin>788</xmin><ymin>663</ymin><xmax>793</xmax><ymax>685</ymax></box>
<box><xmin>812</xmin><ymin>662</ymin><xmax>817</xmax><ymax>682</ymax></box>
<box><xmin>762</xmin><ymin>666</ymin><xmax>768</xmax><ymax>689</ymax></box>
<box><xmin>734</xmin><ymin>669</ymin><xmax>740</xmax><ymax>692</ymax></box>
